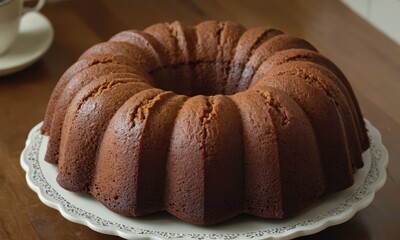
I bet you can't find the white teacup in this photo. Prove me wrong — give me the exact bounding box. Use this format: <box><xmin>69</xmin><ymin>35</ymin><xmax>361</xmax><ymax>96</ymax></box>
<box><xmin>0</xmin><ymin>0</ymin><xmax>45</xmax><ymax>56</ymax></box>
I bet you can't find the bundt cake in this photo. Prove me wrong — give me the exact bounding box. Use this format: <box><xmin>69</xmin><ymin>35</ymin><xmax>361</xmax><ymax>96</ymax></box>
<box><xmin>41</xmin><ymin>20</ymin><xmax>369</xmax><ymax>225</ymax></box>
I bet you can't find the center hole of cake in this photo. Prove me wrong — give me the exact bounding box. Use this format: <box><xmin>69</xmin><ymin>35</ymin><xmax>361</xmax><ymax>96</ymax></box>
<box><xmin>149</xmin><ymin>62</ymin><xmax>245</xmax><ymax>96</ymax></box>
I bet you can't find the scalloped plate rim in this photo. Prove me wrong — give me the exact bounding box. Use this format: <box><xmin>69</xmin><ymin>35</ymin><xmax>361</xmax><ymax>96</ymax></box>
<box><xmin>20</xmin><ymin>119</ymin><xmax>388</xmax><ymax>240</ymax></box>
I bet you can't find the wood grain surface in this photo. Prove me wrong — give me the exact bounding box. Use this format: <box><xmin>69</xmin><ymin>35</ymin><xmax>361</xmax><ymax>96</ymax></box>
<box><xmin>0</xmin><ymin>0</ymin><xmax>399</xmax><ymax>239</ymax></box>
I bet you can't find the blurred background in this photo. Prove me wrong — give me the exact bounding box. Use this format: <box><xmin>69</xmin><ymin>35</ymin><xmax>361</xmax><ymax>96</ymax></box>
<box><xmin>342</xmin><ymin>0</ymin><xmax>400</xmax><ymax>44</ymax></box>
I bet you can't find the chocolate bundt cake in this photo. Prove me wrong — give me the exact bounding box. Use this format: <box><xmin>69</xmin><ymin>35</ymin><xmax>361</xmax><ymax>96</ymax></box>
<box><xmin>41</xmin><ymin>21</ymin><xmax>369</xmax><ymax>225</ymax></box>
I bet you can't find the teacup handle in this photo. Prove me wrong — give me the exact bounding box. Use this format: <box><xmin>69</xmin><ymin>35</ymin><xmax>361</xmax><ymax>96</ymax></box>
<box><xmin>23</xmin><ymin>0</ymin><xmax>45</xmax><ymax>14</ymax></box>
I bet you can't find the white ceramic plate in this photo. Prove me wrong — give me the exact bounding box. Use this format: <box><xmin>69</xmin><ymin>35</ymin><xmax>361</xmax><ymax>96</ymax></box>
<box><xmin>21</xmin><ymin>119</ymin><xmax>388</xmax><ymax>240</ymax></box>
<box><xmin>0</xmin><ymin>12</ymin><xmax>53</xmax><ymax>76</ymax></box>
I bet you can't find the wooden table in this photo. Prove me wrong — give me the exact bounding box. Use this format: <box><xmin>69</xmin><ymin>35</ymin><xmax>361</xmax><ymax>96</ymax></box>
<box><xmin>1</xmin><ymin>0</ymin><xmax>399</xmax><ymax>239</ymax></box>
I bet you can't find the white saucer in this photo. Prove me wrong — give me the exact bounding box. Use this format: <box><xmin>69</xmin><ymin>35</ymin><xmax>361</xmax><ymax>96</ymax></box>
<box><xmin>20</xmin><ymin>119</ymin><xmax>388</xmax><ymax>240</ymax></box>
<box><xmin>0</xmin><ymin>12</ymin><xmax>53</xmax><ymax>76</ymax></box>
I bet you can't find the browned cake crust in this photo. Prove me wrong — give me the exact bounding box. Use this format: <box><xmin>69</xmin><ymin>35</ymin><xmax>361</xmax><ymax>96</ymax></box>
<box><xmin>42</xmin><ymin>21</ymin><xmax>369</xmax><ymax>225</ymax></box>
<box><xmin>92</xmin><ymin>89</ymin><xmax>187</xmax><ymax>217</ymax></box>
<box><xmin>165</xmin><ymin>95</ymin><xmax>244</xmax><ymax>225</ymax></box>
<box><xmin>45</xmin><ymin>63</ymin><xmax>147</xmax><ymax>164</ymax></box>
